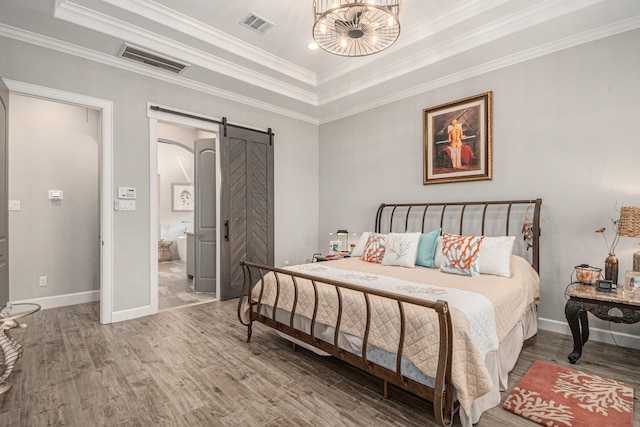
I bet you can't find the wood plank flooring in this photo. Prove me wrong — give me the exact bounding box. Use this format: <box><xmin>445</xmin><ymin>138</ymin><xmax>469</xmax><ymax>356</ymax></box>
<box><xmin>1</xmin><ymin>300</ymin><xmax>639</xmax><ymax>426</ymax></box>
<box><xmin>158</xmin><ymin>260</ymin><xmax>216</xmax><ymax>311</ymax></box>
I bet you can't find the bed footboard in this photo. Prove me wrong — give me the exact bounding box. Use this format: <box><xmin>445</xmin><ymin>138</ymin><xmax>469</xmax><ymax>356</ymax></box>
<box><xmin>237</xmin><ymin>260</ymin><xmax>457</xmax><ymax>427</ymax></box>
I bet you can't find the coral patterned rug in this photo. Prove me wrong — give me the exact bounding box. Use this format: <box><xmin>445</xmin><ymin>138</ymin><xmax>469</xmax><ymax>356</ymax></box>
<box><xmin>503</xmin><ymin>361</ymin><xmax>634</xmax><ymax>427</ymax></box>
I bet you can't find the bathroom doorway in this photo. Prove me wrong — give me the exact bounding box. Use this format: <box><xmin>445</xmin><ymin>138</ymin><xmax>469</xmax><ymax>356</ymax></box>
<box><xmin>156</xmin><ymin>122</ymin><xmax>217</xmax><ymax>310</ymax></box>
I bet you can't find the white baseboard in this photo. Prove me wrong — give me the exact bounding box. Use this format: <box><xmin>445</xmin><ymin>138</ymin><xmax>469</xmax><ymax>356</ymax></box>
<box><xmin>13</xmin><ymin>290</ymin><xmax>100</xmax><ymax>310</ymax></box>
<box><xmin>538</xmin><ymin>316</ymin><xmax>640</xmax><ymax>350</ymax></box>
<box><xmin>13</xmin><ymin>291</ymin><xmax>155</xmax><ymax>324</ymax></box>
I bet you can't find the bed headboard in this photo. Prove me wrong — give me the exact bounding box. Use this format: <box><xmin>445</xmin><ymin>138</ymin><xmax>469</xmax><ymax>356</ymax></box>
<box><xmin>374</xmin><ymin>198</ymin><xmax>542</xmax><ymax>273</ymax></box>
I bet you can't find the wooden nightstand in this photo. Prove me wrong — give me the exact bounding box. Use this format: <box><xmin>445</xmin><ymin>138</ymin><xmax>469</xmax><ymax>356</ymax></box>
<box><xmin>564</xmin><ymin>282</ymin><xmax>640</xmax><ymax>364</ymax></box>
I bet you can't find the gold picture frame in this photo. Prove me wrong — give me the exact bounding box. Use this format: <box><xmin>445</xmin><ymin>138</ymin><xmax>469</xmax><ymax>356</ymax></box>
<box><xmin>423</xmin><ymin>92</ymin><xmax>492</xmax><ymax>185</ymax></box>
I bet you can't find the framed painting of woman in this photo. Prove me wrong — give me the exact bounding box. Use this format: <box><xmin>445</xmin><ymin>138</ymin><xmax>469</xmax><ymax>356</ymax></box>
<box><xmin>423</xmin><ymin>92</ymin><xmax>492</xmax><ymax>185</ymax></box>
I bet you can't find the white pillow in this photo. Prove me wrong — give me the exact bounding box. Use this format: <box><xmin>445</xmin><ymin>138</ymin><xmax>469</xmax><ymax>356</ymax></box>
<box><xmin>351</xmin><ymin>232</ymin><xmax>370</xmax><ymax>257</ymax></box>
<box><xmin>434</xmin><ymin>236</ymin><xmax>443</xmax><ymax>268</ymax></box>
<box><xmin>381</xmin><ymin>232</ymin><xmax>421</xmax><ymax>268</ymax></box>
<box><xmin>479</xmin><ymin>236</ymin><xmax>516</xmax><ymax>277</ymax></box>
<box><xmin>434</xmin><ymin>235</ymin><xmax>515</xmax><ymax>277</ymax></box>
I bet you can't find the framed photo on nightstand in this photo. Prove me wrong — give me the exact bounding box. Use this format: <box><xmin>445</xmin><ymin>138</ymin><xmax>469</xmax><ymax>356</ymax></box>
<box><xmin>623</xmin><ymin>270</ymin><xmax>640</xmax><ymax>291</ymax></box>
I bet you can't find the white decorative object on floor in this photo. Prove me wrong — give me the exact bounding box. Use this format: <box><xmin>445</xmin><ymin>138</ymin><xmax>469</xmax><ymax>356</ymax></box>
<box><xmin>176</xmin><ymin>235</ymin><xmax>187</xmax><ymax>262</ymax></box>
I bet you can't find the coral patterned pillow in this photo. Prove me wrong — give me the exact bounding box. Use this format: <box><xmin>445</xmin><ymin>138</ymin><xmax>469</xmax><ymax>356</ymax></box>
<box><xmin>381</xmin><ymin>232</ymin><xmax>421</xmax><ymax>268</ymax></box>
<box><xmin>362</xmin><ymin>233</ymin><xmax>387</xmax><ymax>264</ymax></box>
<box><xmin>439</xmin><ymin>233</ymin><xmax>484</xmax><ymax>277</ymax></box>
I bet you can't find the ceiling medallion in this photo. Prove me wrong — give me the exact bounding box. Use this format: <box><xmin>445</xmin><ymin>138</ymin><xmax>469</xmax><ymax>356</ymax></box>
<box><xmin>313</xmin><ymin>1</ymin><xmax>401</xmax><ymax>57</ymax></box>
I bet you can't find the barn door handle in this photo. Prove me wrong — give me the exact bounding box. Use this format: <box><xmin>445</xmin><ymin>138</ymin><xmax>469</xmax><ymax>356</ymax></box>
<box><xmin>224</xmin><ymin>221</ymin><xmax>229</xmax><ymax>241</ymax></box>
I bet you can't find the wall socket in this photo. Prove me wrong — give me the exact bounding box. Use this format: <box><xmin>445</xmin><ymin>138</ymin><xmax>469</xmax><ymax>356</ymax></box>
<box><xmin>39</xmin><ymin>276</ymin><xmax>47</xmax><ymax>287</ymax></box>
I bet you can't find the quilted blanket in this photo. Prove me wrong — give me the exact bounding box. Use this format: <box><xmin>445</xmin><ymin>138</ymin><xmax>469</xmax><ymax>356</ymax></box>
<box><xmin>242</xmin><ymin>256</ymin><xmax>539</xmax><ymax>413</ymax></box>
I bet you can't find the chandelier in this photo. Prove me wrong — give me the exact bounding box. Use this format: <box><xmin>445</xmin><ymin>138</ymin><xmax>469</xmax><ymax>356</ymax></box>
<box><xmin>313</xmin><ymin>0</ymin><xmax>401</xmax><ymax>57</ymax></box>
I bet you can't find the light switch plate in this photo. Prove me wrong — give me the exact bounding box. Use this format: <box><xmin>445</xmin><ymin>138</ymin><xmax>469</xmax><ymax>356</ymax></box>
<box><xmin>48</xmin><ymin>190</ymin><xmax>63</xmax><ymax>200</ymax></box>
<box><xmin>8</xmin><ymin>200</ymin><xmax>20</xmax><ymax>211</ymax></box>
<box><xmin>118</xmin><ymin>200</ymin><xmax>136</xmax><ymax>211</ymax></box>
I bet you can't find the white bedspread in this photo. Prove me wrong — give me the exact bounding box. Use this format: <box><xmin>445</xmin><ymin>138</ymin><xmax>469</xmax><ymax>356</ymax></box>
<box><xmin>288</xmin><ymin>263</ymin><xmax>499</xmax><ymax>359</ymax></box>
<box><xmin>242</xmin><ymin>255</ymin><xmax>539</xmax><ymax>413</ymax></box>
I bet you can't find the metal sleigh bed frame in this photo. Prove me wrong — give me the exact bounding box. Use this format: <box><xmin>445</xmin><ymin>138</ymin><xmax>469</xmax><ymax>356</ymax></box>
<box><xmin>237</xmin><ymin>199</ymin><xmax>542</xmax><ymax>426</ymax></box>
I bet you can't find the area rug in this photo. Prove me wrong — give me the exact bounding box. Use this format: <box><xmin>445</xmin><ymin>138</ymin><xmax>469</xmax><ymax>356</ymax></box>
<box><xmin>502</xmin><ymin>361</ymin><xmax>634</xmax><ymax>427</ymax></box>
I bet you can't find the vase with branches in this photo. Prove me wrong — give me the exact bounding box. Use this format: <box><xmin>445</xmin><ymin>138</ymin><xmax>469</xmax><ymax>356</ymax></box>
<box><xmin>595</xmin><ymin>218</ymin><xmax>620</xmax><ymax>283</ymax></box>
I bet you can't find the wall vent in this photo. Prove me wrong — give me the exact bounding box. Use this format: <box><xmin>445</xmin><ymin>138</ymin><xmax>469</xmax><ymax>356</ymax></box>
<box><xmin>240</xmin><ymin>12</ymin><xmax>275</xmax><ymax>34</ymax></box>
<box><xmin>118</xmin><ymin>44</ymin><xmax>189</xmax><ymax>74</ymax></box>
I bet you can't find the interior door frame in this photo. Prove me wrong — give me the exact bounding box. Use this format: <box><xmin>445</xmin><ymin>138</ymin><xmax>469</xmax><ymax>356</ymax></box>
<box><xmin>147</xmin><ymin>104</ymin><xmax>221</xmax><ymax>304</ymax></box>
<box><xmin>5</xmin><ymin>80</ymin><xmax>114</xmax><ymax>323</ymax></box>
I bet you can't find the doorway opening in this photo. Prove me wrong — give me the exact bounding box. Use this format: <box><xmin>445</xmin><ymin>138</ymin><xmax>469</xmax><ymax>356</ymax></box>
<box><xmin>149</xmin><ymin>107</ymin><xmax>220</xmax><ymax>312</ymax></box>
<box><xmin>156</xmin><ymin>123</ymin><xmax>217</xmax><ymax>310</ymax></box>
<box><xmin>5</xmin><ymin>82</ymin><xmax>113</xmax><ymax>323</ymax></box>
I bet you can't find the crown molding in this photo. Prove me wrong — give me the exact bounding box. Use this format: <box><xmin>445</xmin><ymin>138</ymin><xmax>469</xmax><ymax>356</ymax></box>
<box><xmin>54</xmin><ymin>0</ymin><xmax>318</xmax><ymax>106</ymax></box>
<box><xmin>96</xmin><ymin>0</ymin><xmax>317</xmax><ymax>86</ymax></box>
<box><xmin>52</xmin><ymin>0</ymin><xmax>614</xmax><ymax>110</ymax></box>
<box><xmin>318</xmin><ymin>15</ymin><xmax>640</xmax><ymax>124</ymax></box>
<box><xmin>319</xmin><ymin>0</ymin><xmax>607</xmax><ymax>104</ymax></box>
<box><xmin>3</xmin><ymin>1</ymin><xmax>637</xmax><ymax>126</ymax></box>
<box><xmin>0</xmin><ymin>24</ymin><xmax>319</xmax><ymax>125</ymax></box>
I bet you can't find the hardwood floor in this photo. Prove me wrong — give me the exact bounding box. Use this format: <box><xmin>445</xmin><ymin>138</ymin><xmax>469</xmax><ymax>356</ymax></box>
<box><xmin>1</xmin><ymin>300</ymin><xmax>639</xmax><ymax>426</ymax></box>
<box><xmin>158</xmin><ymin>259</ymin><xmax>216</xmax><ymax>311</ymax></box>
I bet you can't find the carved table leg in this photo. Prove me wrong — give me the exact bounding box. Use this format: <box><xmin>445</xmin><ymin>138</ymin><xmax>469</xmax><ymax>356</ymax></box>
<box><xmin>565</xmin><ymin>299</ymin><xmax>586</xmax><ymax>364</ymax></box>
<box><xmin>579</xmin><ymin>310</ymin><xmax>589</xmax><ymax>345</ymax></box>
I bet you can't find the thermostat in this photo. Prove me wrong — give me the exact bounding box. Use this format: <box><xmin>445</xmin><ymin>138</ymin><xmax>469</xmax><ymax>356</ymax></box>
<box><xmin>118</xmin><ymin>187</ymin><xmax>136</xmax><ymax>199</ymax></box>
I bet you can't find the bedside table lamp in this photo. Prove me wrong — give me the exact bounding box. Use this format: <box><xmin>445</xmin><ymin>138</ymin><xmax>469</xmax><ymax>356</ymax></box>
<box><xmin>336</xmin><ymin>229</ymin><xmax>349</xmax><ymax>252</ymax></box>
<box><xmin>617</xmin><ymin>206</ymin><xmax>640</xmax><ymax>272</ymax></box>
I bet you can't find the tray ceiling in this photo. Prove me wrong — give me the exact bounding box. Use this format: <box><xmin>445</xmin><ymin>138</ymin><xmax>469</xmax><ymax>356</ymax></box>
<box><xmin>1</xmin><ymin>0</ymin><xmax>639</xmax><ymax>123</ymax></box>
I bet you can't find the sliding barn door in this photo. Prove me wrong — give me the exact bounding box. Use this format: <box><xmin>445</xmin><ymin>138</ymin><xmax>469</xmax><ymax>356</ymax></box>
<box><xmin>0</xmin><ymin>76</ymin><xmax>8</xmax><ymax>305</ymax></box>
<box><xmin>220</xmin><ymin>127</ymin><xmax>273</xmax><ymax>300</ymax></box>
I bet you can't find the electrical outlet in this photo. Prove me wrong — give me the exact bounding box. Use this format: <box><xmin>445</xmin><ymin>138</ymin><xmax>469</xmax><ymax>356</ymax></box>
<box><xmin>284</xmin><ymin>260</ymin><xmax>290</xmax><ymax>267</ymax></box>
<box><xmin>39</xmin><ymin>276</ymin><xmax>47</xmax><ymax>287</ymax></box>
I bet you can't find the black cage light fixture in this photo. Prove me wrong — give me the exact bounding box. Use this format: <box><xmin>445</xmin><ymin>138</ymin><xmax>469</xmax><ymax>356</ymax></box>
<box><xmin>313</xmin><ymin>0</ymin><xmax>401</xmax><ymax>57</ymax></box>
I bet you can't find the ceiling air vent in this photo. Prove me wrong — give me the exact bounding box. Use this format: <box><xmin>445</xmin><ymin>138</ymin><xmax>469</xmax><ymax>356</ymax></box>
<box><xmin>118</xmin><ymin>44</ymin><xmax>189</xmax><ymax>74</ymax></box>
<box><xmin>240</xmin><ymin>12</ymin><xmax>275</xmax><ymax>34</ymax></box>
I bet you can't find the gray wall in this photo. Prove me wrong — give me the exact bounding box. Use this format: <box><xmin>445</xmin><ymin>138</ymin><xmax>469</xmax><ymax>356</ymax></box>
<box><xmin>9</xmin><ymin>94</ymin><xmax>99</xmax><ymax>300</ymax></box>
<box><xmin>0</xmin><ymin>36</ymin><xmax>320</xmax><ymax>313</ymax></box>
<box><xmin>4</xmin><ymin>23</ymin><xmax>638</xmax><ymax>344</ymax></box>
<box><xmin>319</xmin><ymin>29</ymin><xmax>640</xmax><ymax>342</ymax></box>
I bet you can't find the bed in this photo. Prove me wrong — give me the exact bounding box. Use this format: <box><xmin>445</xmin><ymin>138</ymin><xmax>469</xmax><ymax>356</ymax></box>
<box><xmin>237</xmin><ymin>199</ymin><xmax>542</xmax><ymax>426</ymax></box>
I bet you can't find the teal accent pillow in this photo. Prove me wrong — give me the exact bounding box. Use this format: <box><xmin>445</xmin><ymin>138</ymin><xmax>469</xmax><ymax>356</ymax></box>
<box><xmin>415</xmin><ymin>228</ymin><xmax>441</xmax><ymax>268</ymax></box>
